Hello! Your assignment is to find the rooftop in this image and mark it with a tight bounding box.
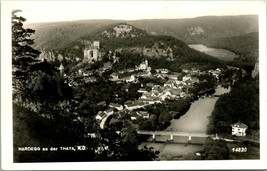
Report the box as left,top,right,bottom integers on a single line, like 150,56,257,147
231,121,248,129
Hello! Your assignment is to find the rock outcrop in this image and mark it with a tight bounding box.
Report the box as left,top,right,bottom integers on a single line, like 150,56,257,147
252,58,259,78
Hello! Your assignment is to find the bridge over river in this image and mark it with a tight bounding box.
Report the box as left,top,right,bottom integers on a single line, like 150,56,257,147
137,130,213,144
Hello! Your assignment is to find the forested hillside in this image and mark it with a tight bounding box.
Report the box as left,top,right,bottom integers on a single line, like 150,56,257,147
13,11,158,162
26,15,258,51
207,75,259,139
26,20,122,50
25,15,258,71
30,22,225,71
128,15,258,43
204,32,259,69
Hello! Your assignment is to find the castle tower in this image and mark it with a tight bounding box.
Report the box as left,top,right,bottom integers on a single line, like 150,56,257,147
92,49,98,61
145,59,148,68
84,41,100,62
84,49,93,62
93,41,100,49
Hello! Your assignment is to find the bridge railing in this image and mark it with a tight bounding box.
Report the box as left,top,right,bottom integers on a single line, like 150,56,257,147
137,130,210,137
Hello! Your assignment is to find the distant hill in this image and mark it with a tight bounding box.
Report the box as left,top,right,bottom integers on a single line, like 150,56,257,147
204,32,258,61
26,20,122,50
32,23,224,71
203,32,259,69
24,15,258,70
26,15,258,51
127,15,258,44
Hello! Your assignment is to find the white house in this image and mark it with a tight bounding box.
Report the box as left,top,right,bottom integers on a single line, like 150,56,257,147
160,91,172,101
59,64,64,73
124,75,135,83
136,111,150,119
182,75,192,82
231,121,248,136
138,88,148,93
95,111,107,120
137,60,149,70
110,73,119,81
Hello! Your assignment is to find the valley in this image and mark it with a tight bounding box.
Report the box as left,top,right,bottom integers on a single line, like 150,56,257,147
13,13,259,162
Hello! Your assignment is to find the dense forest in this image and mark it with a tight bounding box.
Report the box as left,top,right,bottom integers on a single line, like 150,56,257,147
38,22,226,74
25,15,258,71
204,32,259,70
127,15,258,44
26,15,258,50
207,74,259,139
12,10,157,162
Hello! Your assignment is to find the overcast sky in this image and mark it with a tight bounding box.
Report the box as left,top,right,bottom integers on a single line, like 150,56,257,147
4,1,266,23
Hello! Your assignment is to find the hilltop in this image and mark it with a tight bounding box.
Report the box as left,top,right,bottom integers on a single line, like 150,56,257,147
26,15,258,51
127,15,258,44
204,32,259,62
34,23,224,72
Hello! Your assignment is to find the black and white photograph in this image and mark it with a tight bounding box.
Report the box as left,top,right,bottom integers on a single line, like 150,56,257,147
1,0,267,170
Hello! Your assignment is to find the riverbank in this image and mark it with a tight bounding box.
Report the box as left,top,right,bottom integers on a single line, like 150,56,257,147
140,85,231,160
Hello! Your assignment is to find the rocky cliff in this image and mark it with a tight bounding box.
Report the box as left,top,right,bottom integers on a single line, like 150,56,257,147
252,58,259,78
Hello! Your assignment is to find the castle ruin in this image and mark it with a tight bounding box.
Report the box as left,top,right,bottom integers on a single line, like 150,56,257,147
84,41,100,62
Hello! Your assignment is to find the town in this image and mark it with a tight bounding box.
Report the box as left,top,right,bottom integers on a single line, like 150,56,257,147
58,40,235,132
11,10,260,162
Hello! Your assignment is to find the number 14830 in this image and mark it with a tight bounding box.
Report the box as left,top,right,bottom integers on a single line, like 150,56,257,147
232,147,247,152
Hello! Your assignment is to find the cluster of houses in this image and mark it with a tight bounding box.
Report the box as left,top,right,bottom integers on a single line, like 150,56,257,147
94,62,224,129
54,38,250,138
60,46,225,129
95,67,208,128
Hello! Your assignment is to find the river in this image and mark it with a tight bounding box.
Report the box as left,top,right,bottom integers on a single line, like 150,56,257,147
189,44,238,61
140,85,231,160
166,85,230,133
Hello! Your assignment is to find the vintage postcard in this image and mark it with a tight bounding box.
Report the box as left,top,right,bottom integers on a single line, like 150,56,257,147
1,0,267,170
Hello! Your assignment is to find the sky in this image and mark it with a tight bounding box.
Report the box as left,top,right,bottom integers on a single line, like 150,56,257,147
4,0,265,23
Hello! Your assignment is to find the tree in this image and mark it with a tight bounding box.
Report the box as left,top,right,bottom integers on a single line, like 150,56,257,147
12,10,41,100
201,138,230,160
12,10,40,70
12,10,41,65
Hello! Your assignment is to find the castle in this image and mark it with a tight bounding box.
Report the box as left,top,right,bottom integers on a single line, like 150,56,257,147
84,41,100,62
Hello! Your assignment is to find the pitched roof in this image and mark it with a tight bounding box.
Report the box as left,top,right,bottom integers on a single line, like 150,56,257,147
231,121,248,129
170,88,182,95
137,111,150,117
146,83,154,87
97,111,106,117
105,108,113,113
138,88,147,92
109,103,122,108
